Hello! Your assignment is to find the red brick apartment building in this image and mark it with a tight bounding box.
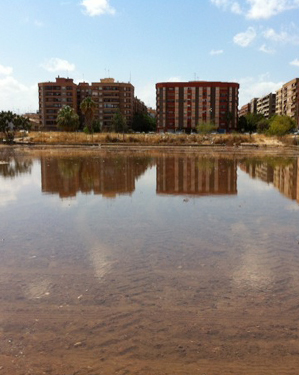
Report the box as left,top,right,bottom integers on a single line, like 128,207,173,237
156,81,239,133
39,77,138,131
38,77,77,130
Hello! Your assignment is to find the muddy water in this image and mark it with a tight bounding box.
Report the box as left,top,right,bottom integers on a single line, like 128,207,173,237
1,149,299,375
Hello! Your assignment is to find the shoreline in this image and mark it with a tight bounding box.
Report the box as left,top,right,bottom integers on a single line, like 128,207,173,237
2,142,299,158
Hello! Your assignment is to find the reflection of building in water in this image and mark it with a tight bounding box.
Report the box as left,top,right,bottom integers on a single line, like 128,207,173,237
41,156,152,198
273,163,298,201
240,158,299,203
157,156,237,196
239,162,274,184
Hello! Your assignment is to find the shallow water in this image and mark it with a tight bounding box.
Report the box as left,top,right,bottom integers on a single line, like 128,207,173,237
1,148,299,374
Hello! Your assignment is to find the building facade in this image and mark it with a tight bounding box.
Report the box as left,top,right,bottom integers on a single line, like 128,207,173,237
156,81,239,133
239,103,251,118
39,77,138,130
250,98,258,113
276,78,299,127
38,77,78,130
90,78,134,131
257,93,276,118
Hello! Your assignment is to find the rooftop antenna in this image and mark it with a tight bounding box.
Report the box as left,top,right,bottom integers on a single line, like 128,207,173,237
108,69,110,78
129,71,131,83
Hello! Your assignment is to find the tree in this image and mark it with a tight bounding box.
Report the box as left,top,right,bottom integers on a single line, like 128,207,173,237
112,109,127,133
80,97,96,133
256,117,270,134
237,115,247,133
0,111,31,143
131,112,156,133
57,105,79,132
196,121,218,134
244,113,265,134
92,119,102,133
267,115,296,136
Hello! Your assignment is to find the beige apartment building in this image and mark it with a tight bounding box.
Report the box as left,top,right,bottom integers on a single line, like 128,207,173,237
39,77,137,130
89,78,134,131
276,78,299,127
257,93,276,118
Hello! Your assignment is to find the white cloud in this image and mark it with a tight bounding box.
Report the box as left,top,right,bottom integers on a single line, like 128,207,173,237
40,58,75,72
0,76,38,113
167,76,183,82
211,0,299,19
263,27,299,44
135,81,156,108
0,64,13,76
34,20,44,27
210,0,243,13
290,58,299,66
233,27,256,47
231,1,242,13
81,0,115,16
238,75,284,107
210,49,224,55
246,0,299,19
259,44,276,54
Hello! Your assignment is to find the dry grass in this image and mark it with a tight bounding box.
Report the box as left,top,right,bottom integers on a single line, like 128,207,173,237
9,130,296,147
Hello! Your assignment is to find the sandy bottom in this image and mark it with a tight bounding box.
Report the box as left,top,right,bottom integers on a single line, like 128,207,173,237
0,243,299,375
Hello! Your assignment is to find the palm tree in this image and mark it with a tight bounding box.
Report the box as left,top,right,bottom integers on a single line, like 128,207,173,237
57,105,79,132
80,97,96,133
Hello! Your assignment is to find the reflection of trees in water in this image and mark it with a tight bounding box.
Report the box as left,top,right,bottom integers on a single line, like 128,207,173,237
239,156,294,169
196,157,216,173
0,151,33,178
58,159,80,179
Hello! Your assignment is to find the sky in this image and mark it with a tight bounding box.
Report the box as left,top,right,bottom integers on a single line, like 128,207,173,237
0,0,299,113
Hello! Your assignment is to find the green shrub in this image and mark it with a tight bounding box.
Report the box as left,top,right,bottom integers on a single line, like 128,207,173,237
267,115,296,136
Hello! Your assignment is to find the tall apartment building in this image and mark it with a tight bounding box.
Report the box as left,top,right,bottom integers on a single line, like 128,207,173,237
89,78,134,131
38,77,78,130
39,77,136,130
276,78,299,127
156,81,239,133
257,93,276,118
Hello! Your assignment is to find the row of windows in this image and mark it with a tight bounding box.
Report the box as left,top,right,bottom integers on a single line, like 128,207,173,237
46,98,73,107
46,104,61,108
43,86,73,90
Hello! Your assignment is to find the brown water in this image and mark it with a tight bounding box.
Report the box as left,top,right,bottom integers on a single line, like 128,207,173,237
1,148,299,375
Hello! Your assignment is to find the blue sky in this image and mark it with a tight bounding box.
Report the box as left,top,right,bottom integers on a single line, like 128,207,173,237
0,0,299,113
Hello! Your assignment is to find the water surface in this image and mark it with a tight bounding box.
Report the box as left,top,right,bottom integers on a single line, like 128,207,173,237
1,148,299,375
